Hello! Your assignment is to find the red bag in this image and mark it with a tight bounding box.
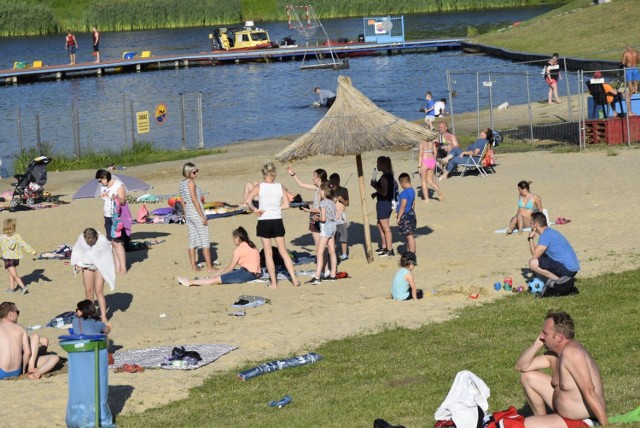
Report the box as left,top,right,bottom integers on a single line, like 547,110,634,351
136,204,149,223
483,148,495,168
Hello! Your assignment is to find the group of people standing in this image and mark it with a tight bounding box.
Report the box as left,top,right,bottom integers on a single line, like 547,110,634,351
65,26,100,65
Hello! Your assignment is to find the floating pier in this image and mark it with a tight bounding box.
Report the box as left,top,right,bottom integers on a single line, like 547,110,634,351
0,38,464,85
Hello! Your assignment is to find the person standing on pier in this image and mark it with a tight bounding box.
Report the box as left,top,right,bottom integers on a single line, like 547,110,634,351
92,26,100,63
65,30,78,65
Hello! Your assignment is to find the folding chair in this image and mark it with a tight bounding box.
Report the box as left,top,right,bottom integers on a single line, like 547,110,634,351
586,81,611,118
459,144,488,178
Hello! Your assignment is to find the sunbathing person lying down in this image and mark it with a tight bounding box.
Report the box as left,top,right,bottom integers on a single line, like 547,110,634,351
177,227,261,285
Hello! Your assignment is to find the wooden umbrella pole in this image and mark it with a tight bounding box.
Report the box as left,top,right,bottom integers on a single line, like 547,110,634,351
356,154,374,263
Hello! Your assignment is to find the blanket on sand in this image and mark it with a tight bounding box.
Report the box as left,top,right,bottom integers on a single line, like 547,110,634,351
111,343,237,370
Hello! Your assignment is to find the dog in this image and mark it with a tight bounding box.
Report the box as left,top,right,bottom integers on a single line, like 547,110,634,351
497,101,509,111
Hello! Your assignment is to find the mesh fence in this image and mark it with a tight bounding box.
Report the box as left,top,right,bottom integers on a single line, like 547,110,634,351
1,91,205,168
447,54,640,151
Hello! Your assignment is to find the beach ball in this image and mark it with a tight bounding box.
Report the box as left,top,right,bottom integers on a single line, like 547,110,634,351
529,278,545,294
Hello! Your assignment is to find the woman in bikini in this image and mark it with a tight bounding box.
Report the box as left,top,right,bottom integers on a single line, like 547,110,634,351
418,138,443,202
506,180,543,235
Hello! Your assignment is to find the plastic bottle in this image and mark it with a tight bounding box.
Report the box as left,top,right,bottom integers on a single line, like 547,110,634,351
26,324,42,332
269,395,292,408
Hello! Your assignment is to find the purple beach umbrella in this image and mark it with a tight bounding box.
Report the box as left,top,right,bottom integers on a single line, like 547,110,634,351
72,174,153,199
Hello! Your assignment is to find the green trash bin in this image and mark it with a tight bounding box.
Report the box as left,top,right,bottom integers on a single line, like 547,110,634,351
59,334,114,428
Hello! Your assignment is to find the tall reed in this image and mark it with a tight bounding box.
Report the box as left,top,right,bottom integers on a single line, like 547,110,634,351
82,0,242,32
0,0,57,36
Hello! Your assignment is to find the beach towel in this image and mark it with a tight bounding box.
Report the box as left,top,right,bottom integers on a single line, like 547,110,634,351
205,207,249,219
494,222,556,234
237,352,322,381
111,343,237,370
233,295,271,308
70,232,116,291
39,244,72,260
610,405,640,424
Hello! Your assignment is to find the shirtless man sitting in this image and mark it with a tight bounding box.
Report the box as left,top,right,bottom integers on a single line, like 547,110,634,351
0,302,59,380
515,311,608,427
433,121,459,167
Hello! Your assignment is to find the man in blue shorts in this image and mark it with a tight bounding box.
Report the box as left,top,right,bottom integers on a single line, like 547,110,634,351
527,212,580,292
0,302,59,380
621,45,639,115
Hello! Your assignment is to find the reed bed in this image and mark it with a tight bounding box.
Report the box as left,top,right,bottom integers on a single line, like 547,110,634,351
0,0,562,35
81,0,242,31
0,0,57,36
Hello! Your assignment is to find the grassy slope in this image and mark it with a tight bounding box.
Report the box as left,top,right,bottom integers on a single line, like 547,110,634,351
473,0,640,61
119,270,640,427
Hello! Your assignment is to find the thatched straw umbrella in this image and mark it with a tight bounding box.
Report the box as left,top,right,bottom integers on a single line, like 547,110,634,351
276,75,437,263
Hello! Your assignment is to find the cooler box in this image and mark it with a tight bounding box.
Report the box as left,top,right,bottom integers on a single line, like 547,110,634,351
122,52,136,60
59,334,114,428
588,93,640,119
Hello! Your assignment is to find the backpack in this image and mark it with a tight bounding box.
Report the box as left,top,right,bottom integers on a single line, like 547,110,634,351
491,130,502,147
136,204,149,223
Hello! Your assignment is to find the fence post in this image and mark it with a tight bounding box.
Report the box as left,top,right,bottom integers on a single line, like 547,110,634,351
180,93,187,150
476,72,480,136
525,73,534,147
447,71,455,133
562,57,573,122
129,101,135,146
576,70,583,150
488,72,494,131
17,107,23,153
73,101,81,157
122,94,128,147
35,114,42,154
197,92,204,149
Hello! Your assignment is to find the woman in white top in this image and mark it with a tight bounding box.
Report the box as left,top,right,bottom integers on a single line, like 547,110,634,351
95,169,129,275
245,163,299,289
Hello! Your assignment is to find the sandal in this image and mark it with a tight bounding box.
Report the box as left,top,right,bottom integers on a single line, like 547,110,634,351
555,217,571,225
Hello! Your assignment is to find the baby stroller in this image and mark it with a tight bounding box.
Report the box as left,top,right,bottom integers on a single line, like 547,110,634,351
10,155,52,208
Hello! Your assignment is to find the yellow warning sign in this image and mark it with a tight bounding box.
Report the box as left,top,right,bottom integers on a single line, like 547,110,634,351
136,111,150,134
155,103,167,125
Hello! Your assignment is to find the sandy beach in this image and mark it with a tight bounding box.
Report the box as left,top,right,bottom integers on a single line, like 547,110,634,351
0,134,638,427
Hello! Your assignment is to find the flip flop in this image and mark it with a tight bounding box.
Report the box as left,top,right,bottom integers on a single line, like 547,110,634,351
555,217,571,225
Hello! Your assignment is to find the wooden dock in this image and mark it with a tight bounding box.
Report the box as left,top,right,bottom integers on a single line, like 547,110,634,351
0,38,464,85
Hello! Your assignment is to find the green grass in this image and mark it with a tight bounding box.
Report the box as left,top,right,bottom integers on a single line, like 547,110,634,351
0,0,567,35
119,269,640,427
473,0,640,61
12,141,226,174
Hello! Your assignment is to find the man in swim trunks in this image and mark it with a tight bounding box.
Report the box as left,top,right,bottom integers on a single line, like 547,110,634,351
65,30,78,65
621,45,639,115
0,302,59,380
434,121,459,168
515,311,608,427
92,26,100,63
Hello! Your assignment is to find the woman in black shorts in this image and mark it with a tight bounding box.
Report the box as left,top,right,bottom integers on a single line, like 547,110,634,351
245,163,299,289
371,156,395,257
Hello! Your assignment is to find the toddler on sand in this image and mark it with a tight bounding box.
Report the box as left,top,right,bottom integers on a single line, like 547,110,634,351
1,218,36,294
390,252,422,301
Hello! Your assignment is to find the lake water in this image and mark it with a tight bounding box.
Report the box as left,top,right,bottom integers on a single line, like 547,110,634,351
0,5,559,173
